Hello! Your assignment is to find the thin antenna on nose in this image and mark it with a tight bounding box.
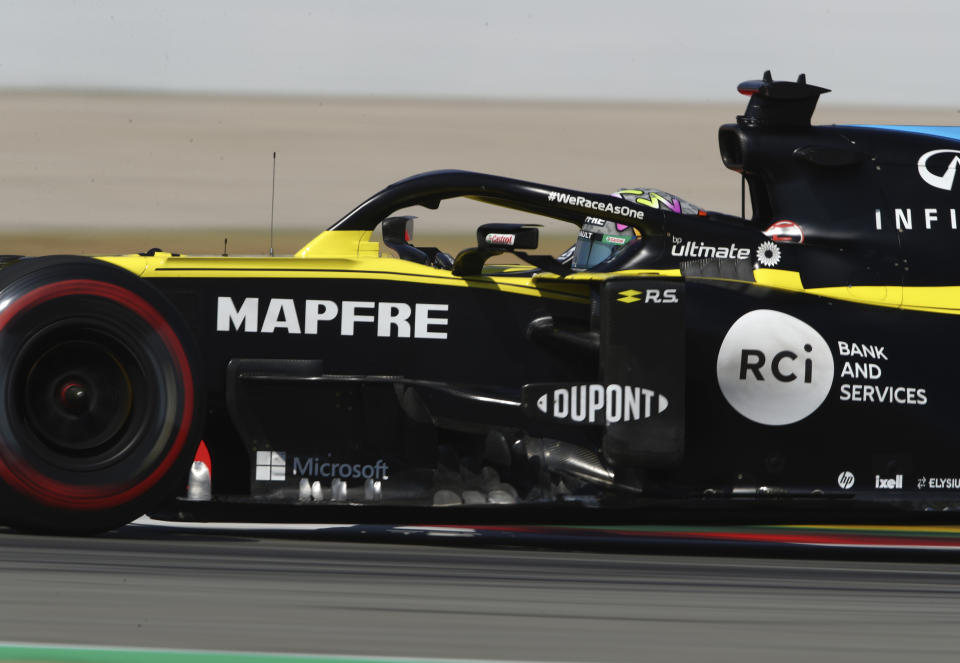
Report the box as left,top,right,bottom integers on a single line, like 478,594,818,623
269,151,277,257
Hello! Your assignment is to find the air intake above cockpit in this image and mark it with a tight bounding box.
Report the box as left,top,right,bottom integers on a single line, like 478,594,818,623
736,70,830,129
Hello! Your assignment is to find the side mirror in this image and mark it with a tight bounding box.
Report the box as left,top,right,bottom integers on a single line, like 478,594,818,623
478,223,539,251
382,216,415,245
453,223,540,276
382,215,432,265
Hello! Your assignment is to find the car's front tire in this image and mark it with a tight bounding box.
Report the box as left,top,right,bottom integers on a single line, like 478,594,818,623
0,256,203,534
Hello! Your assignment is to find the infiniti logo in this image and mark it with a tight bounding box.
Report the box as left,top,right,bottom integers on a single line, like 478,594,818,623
918,149,960,191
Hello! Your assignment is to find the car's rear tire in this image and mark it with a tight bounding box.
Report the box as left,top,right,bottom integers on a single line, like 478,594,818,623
0,256,203,534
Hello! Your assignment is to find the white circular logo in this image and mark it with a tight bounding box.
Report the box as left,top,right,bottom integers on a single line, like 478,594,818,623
716,309,834,425
837,471,855,490
756,241,782,267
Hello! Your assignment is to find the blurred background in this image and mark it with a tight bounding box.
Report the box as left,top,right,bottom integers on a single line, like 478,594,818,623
0,0,956,255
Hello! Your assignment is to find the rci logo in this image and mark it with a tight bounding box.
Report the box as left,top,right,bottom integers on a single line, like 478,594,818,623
716,310,834,425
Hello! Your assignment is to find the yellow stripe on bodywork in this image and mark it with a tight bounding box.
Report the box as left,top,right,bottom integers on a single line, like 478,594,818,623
753,268,804,291
99,242,960,315
898,287,960,313
806,285,902,308
295,230,379,259
756,270,960,314
103,252,593,304
554,268,683,281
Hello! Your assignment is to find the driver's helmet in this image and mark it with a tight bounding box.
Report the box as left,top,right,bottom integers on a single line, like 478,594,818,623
571,188,705,270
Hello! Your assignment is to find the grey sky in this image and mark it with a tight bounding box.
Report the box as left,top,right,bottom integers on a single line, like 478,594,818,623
0,0,957,105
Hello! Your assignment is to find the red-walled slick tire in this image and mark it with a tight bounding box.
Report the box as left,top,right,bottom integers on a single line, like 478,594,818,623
0,256,204,534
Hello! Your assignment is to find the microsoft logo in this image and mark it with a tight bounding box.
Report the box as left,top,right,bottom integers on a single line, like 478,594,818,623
255,451,287,481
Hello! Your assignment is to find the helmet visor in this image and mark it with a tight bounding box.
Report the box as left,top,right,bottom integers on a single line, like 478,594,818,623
572,228,635,270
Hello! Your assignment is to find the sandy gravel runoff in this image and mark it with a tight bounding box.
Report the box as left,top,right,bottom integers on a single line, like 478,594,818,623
0,92,955,255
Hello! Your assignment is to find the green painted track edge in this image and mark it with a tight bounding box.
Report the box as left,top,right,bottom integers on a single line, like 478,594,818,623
0,643,513,663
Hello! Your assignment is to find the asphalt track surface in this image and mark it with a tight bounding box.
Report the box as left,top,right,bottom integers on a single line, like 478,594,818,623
4,522,960,662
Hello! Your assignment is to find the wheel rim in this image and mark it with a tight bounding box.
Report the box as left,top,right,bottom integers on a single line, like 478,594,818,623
12,323,150,471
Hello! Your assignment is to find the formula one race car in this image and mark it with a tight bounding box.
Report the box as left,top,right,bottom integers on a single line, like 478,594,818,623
2,71,959,534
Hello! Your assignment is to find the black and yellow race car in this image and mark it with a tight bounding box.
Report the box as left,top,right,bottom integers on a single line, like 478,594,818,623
2,71,959,534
